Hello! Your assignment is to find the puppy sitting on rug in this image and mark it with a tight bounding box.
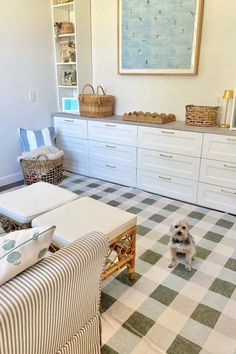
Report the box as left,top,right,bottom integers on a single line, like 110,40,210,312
169,220,196,272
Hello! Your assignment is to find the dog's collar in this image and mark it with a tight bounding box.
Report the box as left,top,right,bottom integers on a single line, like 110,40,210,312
172,239,184,244
172,238,190,245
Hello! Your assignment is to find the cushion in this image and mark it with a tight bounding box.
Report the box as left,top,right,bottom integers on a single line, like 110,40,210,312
0,182,78,224
19,127,56,152
32,197,137,246
0,226,55,286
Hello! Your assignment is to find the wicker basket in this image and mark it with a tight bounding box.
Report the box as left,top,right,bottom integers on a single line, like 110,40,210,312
20,155,64,185
79,84,114,118
185,105,219,127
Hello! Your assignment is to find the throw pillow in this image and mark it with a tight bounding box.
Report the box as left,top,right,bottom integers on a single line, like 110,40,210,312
0,226,55,286
19,127,56,152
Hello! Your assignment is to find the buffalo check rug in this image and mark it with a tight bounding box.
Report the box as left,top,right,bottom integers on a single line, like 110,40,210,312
62,172,235,353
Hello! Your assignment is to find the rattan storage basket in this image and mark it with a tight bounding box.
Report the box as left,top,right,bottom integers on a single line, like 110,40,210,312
20,155,64,185
79,84,114,118
185,105,219,127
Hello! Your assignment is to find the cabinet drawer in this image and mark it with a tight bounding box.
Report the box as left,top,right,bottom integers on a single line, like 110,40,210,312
200,159,236,189
89,159,136,187
57,137,88,159
138,126,203,157
88,121,137,146
202,134,236,163
197,183,236,214
89,141,136,166
54,117,87,139
64,157,89,176
137,169,198,203
138,148,200,181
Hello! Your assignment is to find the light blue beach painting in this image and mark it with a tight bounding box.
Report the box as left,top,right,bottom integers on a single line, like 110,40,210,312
121,0,197,70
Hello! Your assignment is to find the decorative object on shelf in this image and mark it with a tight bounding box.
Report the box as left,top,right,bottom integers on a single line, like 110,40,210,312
61,69,77,86
230,92,236,130
54,22,74,36
185,105,219,127
62,97,79,112
79,84,114,118
118,0,204,75
60,40,76,62
220,89,234,128
123,111,176,124
57,0,71,4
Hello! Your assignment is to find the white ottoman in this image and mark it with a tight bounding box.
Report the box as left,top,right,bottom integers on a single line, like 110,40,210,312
32,197,137,280
0,182,78,230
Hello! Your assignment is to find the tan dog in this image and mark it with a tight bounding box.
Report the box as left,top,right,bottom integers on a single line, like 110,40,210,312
169,220,196,272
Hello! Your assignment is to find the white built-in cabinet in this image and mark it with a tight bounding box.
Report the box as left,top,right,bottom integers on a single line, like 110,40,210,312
51,0,92,111
54,116,236,214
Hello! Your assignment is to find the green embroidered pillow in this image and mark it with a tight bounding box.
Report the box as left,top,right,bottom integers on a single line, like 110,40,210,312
0,226,55,286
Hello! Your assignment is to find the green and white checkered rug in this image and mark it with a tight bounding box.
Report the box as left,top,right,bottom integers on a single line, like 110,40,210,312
61,172,236,354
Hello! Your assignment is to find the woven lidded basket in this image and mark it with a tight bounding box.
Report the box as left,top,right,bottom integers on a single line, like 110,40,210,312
20,155,64,185
79,84,114,118
185,105,219,127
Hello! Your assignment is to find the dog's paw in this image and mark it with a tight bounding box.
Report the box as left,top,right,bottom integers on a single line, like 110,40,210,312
168,262,176,268
185,265,192,272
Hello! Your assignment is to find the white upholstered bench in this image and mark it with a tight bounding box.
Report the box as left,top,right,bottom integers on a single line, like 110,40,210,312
0,182,78,231
32,197,137,280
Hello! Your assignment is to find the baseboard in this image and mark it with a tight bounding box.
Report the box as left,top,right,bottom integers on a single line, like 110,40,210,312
0,172,23,188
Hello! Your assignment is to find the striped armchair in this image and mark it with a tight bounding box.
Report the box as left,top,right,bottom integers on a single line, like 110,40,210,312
0,232,108,354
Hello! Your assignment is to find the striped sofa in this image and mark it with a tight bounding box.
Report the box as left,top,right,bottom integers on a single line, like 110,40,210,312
0,232,108,354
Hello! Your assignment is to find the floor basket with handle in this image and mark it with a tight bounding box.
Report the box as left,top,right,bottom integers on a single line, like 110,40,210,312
79,84,114,118
20,155,64,185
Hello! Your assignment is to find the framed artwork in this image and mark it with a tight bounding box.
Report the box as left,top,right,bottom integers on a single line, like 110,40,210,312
62,97,79,112
61,70,77,86
118,0,204,75
230,95,236,130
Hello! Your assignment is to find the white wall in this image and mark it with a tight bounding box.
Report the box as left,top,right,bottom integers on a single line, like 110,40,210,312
91,0,236,118
0,0,57,186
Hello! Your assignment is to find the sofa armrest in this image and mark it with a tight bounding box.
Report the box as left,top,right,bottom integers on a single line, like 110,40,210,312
0,231,108,354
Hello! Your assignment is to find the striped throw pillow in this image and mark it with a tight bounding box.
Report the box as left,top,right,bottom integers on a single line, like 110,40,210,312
19,127,56,152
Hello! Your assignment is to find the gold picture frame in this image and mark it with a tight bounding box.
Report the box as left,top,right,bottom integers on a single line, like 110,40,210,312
118,0,204,76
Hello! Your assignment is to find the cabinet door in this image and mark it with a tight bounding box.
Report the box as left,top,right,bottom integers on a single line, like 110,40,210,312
88,121,137,146
137,169,198,204
64,157,89,176
197,182,236,214
54,117,88,140
89,159,136,187
138,126,203,157
89,141,136,166
138,148,200,181
57,137,89,160
200,159,236,189
202,134,236,163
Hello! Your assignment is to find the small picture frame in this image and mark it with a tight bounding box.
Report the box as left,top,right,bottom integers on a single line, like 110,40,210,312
61,70,77,86
62,97,79,112
230,94,236,130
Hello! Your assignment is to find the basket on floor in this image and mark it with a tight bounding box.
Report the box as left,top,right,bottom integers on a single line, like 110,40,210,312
185,105,219,127
20,155,64,185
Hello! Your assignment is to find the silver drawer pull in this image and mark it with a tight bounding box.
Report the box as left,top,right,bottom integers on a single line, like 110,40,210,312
159,175,172,181
161,130,175,134
227,137,236,142
221,189,236,195
106,164,116,169
160,153,173,158
105,144,116,149
224,164,236,169
105,124,116,128
64,119,74,123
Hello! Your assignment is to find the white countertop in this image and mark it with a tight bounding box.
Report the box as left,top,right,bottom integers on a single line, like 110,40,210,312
52,113,236,136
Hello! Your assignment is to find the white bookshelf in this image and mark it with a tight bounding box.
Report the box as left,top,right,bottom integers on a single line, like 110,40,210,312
51,0,92,111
